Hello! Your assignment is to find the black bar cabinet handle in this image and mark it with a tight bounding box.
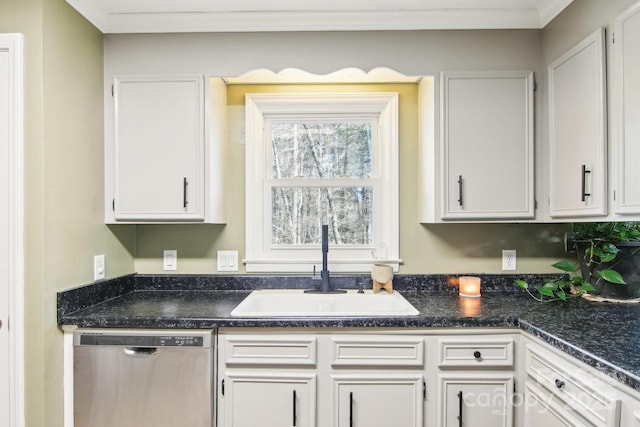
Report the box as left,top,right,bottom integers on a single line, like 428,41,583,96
349,391,354,427
293,389,297,426
457,391,463,427
183,177,189,208
457,175,463,207
581,165,591,202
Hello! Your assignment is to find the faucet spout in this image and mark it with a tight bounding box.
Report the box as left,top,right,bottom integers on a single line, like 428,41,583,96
321,224,330,292
306,224,346,294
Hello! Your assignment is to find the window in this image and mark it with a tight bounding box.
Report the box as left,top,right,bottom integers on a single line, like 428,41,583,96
245,92,399,273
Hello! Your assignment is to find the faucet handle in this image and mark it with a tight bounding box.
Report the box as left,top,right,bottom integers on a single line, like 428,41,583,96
358,282,365,293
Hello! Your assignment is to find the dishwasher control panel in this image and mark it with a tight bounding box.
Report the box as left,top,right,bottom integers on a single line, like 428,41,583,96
74,329,212,348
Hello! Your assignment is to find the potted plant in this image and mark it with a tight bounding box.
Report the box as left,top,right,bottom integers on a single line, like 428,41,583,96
517,222,640,302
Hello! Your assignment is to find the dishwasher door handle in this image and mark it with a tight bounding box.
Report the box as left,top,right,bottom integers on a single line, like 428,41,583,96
123,347,159,357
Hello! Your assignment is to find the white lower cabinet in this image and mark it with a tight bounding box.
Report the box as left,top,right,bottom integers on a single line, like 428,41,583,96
435,333,517,427
216,329,640,427
522,335,621,427
218,330,426,427
221,372,316,427
438,374,514,427
332,374,424,427
218,333,318,427
523,382,587,427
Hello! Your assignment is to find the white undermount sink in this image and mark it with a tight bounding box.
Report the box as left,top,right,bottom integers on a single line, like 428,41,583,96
230,289,420,317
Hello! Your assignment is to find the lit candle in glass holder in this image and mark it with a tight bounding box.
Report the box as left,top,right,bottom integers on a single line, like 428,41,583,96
459,276,481,297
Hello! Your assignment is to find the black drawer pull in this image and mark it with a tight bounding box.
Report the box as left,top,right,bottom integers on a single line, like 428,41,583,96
349,391,354,427
183,177,189,208
555,378,565,389
473,350,482,360
457,391,463,427
293,389,297,426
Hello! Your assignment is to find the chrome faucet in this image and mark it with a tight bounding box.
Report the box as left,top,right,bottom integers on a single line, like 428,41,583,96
306,224,346,294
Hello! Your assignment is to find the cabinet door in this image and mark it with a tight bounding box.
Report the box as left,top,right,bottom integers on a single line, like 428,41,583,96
438,374,514,427
613,2,640,215
548,29,607,218
113,76,204,221
332,373,424,427
440,71,534,220
524,382,591,427
220,372,316,427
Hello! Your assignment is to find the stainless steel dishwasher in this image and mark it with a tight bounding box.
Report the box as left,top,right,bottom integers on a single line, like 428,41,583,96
73,329,214,427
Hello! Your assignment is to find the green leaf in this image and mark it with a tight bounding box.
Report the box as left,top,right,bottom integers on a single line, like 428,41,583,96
569,276,585,285
556,290,567,301
598,252,617,263
580,283,596,292
551,260,578,273
515,280,529,289
598,269,627,285
537,287,555,297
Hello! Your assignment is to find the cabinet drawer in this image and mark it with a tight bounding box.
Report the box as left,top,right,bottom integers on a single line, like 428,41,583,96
525,343,620,427
331,336,424,368
223,335,317,367
437,336,515,368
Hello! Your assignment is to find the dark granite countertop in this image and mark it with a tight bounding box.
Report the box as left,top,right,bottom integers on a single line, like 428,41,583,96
57,273,640,393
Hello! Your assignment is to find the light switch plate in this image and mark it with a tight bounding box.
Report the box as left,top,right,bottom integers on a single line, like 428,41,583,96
94,255,105,280
164,250,177,271
217,251,239,272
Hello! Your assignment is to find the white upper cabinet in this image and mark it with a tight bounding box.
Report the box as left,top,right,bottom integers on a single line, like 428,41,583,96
438,71,535,221
548,29,608,219
106,75,226,223
613,1,640,216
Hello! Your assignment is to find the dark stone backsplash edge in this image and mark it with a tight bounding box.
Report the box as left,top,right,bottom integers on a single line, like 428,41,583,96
57,272,557,320
134,273,556,292
56,273,136,322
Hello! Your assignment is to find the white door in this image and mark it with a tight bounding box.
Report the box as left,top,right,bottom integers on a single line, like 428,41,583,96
0,33,24,427
332,374,424,427
438,374,514,427
548,29,607,218
440,71,535,220
220,372,317,427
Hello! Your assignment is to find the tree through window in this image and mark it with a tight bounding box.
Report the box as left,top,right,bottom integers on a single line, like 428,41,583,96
270,120,374,246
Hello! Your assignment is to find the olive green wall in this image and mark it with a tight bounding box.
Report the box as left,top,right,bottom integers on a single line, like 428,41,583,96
1,1,135,427
135,82,569,274
102,28,570,275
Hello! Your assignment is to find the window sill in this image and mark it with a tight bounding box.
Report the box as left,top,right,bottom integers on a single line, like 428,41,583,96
243,258,402,274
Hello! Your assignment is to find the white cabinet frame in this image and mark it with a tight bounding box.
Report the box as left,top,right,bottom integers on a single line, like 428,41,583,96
439,71,535,221
548,29,608,219
613,1,640,216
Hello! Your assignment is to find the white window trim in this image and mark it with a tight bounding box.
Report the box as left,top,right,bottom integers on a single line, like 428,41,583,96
244,92,400,273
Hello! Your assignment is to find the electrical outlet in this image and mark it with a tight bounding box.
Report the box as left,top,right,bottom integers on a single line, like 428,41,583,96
217,251,239,272
164,250,177,271
94,255,105,280
502,249,517,271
